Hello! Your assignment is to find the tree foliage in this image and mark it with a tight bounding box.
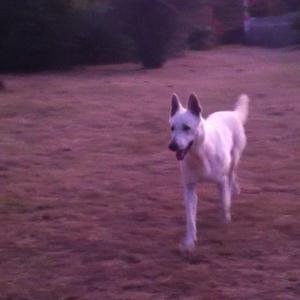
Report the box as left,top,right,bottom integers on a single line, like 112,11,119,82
291,12,300,44
0,0,132,72
0,0,75,71
113,0,184,68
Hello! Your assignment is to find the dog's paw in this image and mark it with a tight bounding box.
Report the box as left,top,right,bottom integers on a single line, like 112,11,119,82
221,213,231,224
180,238,196,252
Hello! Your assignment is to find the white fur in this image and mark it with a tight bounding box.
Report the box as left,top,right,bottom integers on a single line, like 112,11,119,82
169,93,250,251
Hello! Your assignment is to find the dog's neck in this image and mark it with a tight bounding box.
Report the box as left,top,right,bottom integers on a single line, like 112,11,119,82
188,118,206,159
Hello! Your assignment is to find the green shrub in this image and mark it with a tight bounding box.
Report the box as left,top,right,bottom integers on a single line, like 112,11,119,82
187,27,217,50
113,0,182,68
74,4,135,65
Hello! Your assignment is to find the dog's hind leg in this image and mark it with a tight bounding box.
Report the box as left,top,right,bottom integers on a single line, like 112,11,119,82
218,177,232,223
229,161,240,197
230,127,246,196
229,147,242,197
230,170,240,196
181,183,198,251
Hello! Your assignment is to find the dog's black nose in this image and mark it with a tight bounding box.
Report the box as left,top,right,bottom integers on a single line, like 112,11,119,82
168,142,178,152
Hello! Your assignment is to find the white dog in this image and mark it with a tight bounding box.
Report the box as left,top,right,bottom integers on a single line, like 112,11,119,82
168,93,249,251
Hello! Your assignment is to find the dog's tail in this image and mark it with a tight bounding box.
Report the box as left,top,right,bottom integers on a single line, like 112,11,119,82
235,94,250,124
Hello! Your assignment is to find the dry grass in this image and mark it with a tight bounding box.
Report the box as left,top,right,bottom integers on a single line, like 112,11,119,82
0,46,299,300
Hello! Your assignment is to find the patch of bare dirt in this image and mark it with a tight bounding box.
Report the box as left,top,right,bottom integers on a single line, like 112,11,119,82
0,47,299,300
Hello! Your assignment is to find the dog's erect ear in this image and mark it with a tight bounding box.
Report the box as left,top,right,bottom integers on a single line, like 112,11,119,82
188,93,202,117
170,93,181,117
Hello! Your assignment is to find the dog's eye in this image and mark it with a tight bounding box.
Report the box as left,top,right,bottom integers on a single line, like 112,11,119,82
171,126,175,131
182,124,191,131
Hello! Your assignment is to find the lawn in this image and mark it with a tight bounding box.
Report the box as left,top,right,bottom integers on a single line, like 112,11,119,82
0,46,299,300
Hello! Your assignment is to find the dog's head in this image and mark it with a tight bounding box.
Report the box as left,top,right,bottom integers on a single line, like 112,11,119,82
168,93,203,161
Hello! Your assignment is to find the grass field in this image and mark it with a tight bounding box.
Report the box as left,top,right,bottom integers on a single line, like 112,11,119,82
0,46,299,300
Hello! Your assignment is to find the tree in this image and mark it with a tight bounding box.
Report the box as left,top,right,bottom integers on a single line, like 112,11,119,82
0,0,75,72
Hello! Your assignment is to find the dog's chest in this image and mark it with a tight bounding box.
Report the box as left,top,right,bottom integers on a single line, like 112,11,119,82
182,151,225,183
181,154,207,182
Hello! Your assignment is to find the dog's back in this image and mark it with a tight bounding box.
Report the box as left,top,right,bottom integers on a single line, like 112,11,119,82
205,94,249,150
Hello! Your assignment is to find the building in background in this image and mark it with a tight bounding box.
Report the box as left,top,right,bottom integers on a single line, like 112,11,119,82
244,0,300,47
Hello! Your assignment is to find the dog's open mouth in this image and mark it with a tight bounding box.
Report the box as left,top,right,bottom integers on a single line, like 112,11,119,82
176,141,193,161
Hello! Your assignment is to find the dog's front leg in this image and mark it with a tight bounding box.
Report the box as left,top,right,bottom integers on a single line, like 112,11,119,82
218,177,232,223
182,183,198,251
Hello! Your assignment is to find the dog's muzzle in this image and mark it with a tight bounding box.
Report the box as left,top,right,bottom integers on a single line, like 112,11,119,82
168,141,193,161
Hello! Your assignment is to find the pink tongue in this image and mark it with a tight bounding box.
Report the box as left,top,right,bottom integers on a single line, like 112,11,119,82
176,151,184,160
